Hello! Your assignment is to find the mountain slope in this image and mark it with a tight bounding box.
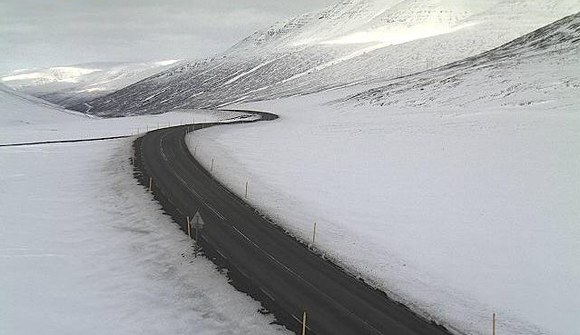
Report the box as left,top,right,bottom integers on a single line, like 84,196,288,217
0,83,83,126
84,0,580,117
341,11,580,110
1,60,182,110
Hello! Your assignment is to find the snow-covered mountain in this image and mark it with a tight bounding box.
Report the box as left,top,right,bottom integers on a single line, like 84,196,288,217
341,11,580,111
83,0,580,117
1,60,182,109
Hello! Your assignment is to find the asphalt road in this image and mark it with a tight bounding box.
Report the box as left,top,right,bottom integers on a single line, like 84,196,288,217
134,111,452,335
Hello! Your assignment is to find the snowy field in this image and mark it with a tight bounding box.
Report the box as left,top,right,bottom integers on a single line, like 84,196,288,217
189,97,579,335
186,16,580,335
0,90,288,335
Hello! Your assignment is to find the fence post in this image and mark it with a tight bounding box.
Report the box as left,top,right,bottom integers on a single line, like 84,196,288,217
195,223,199,257
312,222,317,246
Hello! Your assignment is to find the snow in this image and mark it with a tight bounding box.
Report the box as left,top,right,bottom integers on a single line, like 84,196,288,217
0,88,289,335
0,83,84,127
185,13,580,335
0,60,185,109
81,0,580,117
155,59,182,66
1,67,100,83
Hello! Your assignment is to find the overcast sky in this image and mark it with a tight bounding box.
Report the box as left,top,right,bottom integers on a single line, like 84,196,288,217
0,0,337,73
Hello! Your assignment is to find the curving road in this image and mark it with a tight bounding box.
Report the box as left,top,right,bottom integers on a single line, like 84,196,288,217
134,111,452,335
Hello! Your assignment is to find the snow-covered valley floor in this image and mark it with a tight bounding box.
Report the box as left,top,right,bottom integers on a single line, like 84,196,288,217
0,107,289,334
188,99,579,335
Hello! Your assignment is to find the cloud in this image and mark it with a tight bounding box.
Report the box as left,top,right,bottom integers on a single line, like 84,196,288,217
0,0,336,73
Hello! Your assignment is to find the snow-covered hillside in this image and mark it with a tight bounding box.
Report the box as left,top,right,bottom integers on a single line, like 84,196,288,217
342,11,580,110
0,83,84,126
84,0,580,116
1,60,182,110
186,13,580,335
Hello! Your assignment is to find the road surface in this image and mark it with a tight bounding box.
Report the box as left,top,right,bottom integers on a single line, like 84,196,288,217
134,111,452,335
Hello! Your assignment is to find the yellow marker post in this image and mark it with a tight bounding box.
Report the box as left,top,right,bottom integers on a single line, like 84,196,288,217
302,310,307,335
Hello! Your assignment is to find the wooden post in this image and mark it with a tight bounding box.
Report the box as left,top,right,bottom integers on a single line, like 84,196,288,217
187,216,191,238
245,180,248,199
493,313,496,335
149,177,153,192
312,222,317,246
194,223,199,258
302,310,307,335
211,158,214,172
